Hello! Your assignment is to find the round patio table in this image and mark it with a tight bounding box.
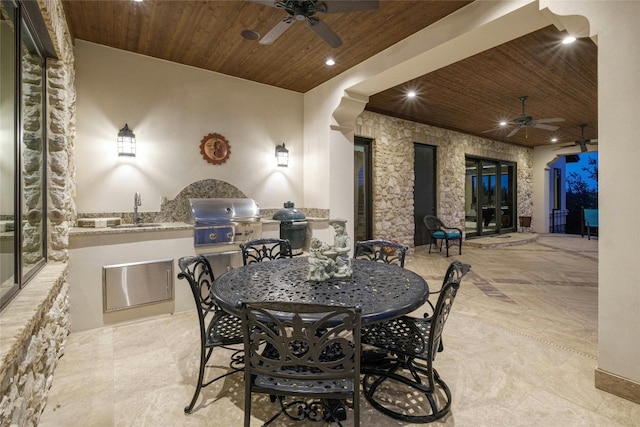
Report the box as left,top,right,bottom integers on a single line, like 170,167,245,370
212,257,429,325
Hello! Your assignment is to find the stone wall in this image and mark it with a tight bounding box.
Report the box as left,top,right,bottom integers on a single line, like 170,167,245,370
22,53,45,266
0,1,75,425
356,111,533,249
0,264,68,426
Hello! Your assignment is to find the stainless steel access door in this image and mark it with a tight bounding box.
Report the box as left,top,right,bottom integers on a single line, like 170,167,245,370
103,259,173,312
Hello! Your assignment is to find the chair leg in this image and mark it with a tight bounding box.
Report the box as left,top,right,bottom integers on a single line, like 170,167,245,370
185,347,243,414
244,367,251,427
362,357,452,423
185,346,213,414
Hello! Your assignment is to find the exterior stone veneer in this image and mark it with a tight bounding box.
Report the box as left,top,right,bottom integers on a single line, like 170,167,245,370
0,264,68,426
356,111,533,249
0,1,75,425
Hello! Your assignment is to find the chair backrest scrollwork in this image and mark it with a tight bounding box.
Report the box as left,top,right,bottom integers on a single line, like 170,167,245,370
240,238,293,265
354,239,408,267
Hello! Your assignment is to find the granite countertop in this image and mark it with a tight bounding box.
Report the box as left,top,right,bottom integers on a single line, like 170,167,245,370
69,217,330,236
262,217,329,224
69,222,193,237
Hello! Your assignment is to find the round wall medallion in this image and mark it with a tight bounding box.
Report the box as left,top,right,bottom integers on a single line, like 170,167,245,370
200,133,231,165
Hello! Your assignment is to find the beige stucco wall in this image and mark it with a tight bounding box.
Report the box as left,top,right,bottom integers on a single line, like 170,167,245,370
73,41,305,214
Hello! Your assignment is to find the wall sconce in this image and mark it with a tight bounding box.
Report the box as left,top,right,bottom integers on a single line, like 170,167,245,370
275,143,289,167
117,123,136,157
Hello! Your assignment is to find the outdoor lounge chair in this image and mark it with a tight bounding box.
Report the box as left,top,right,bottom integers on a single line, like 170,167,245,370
424,215,462,257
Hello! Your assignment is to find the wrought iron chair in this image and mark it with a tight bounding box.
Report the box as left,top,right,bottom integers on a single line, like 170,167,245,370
360,261,471,423
353,239,408,267
239,301,362,427
240,237,293,265
423,215,463,257
582,208,599,240
177,255,244,414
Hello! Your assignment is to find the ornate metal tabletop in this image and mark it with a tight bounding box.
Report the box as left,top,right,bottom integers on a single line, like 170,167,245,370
212,257,429,324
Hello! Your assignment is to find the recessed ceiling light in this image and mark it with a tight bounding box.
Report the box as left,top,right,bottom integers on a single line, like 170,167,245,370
551,137,558,143
499,120,508,126
407,91,416,98
325,58,335,66
562,35,576,44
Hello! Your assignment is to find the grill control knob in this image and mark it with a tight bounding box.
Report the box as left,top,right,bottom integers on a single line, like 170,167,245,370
209,232,217,241
226,231,234,240
244,229,254,236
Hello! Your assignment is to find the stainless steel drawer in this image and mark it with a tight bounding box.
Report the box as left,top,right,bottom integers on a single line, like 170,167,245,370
103,259,173,312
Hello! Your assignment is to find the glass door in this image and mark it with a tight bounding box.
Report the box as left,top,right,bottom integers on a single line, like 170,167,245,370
465,157,516,237
481,161,498,234
499,163,515,230
464,160,479,236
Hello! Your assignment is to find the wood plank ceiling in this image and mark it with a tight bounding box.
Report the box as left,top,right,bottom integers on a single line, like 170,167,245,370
61,0,597,149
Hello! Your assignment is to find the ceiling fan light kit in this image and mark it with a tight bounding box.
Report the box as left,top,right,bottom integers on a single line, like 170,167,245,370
253,0,379,47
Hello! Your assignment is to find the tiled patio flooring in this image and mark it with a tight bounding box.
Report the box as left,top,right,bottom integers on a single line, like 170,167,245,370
39,234,640,426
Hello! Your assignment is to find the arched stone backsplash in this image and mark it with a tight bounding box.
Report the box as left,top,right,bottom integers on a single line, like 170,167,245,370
158,179,247,222
77,179,248,224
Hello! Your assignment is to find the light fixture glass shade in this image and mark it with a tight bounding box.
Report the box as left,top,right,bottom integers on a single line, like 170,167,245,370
117,123,136,157
275,143,289,167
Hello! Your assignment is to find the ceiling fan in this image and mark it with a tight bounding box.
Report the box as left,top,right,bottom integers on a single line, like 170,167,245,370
554,124,598,152
503,95,565,138
252,1,379,48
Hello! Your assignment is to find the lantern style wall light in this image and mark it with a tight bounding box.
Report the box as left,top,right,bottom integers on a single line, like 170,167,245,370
117,123,136,157
275,143,289,167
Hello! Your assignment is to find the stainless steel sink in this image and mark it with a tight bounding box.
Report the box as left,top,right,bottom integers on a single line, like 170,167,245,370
111,223,163,229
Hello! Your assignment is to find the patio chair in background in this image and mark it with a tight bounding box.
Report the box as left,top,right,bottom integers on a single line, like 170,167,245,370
239,301,362,427
177,255,244,414
582,208,599,240
423,215,462,257
360,261,471,423
354,239,408,267
240,237,293,265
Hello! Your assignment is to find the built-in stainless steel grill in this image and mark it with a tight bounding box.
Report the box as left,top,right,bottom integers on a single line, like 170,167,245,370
187,198,262,248
187,198,262,276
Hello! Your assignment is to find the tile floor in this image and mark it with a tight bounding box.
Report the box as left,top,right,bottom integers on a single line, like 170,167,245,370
39,234,640,426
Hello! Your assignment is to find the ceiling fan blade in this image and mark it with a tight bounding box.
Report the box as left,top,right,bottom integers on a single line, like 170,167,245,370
587,139,598,144
507,127,521,138
321,0,380,13
308,18,342,48
534,123,560,131
535,117,565,124
259,19,295,45
250,0,279,7
554,144,575,150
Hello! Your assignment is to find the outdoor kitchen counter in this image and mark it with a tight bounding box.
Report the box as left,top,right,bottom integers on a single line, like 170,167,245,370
261,216,329,224
69,221,193,237
69,218,328,235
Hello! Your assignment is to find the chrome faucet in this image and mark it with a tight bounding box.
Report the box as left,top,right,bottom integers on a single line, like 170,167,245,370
133,192,142,224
